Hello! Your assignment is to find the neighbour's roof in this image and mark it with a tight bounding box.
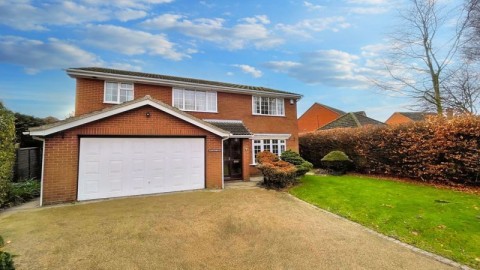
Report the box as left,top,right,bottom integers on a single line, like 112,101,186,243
67,67,302,97
28,96,230,137
315,102,346,115
397,112,436,121
318,112,385,130
204,120,252,137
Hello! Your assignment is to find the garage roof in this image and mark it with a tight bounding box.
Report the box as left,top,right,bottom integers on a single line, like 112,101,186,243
27,96,231,137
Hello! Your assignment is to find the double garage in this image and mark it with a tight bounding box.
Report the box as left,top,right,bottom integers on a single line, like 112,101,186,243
28,97,228,205
78,137,205,201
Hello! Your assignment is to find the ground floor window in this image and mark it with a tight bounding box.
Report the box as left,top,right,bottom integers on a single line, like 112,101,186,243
252,139,286,163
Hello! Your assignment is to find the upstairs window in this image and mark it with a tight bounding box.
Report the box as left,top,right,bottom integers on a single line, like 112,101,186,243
252,96,284,116
104,82,134,104
173,88,217,112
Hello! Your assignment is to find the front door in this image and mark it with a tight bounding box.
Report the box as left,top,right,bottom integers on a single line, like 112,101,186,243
223,138,243,180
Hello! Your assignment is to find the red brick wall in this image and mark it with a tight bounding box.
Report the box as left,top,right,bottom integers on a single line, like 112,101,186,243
385,113,413,125
74,78,299,164
298,104,343,133
43,106,223,205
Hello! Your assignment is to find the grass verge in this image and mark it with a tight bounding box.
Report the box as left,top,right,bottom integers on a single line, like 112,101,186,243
290,175,480,269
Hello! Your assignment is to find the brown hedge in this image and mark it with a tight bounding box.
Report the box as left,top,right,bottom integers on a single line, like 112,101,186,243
299,116,480,186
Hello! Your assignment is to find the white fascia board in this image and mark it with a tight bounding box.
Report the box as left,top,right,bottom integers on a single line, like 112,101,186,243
28,99,230,137
66,69,302,99
251,133,292,140
228,135,254,138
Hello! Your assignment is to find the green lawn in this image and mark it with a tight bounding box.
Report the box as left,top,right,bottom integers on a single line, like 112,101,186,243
290,175,480,269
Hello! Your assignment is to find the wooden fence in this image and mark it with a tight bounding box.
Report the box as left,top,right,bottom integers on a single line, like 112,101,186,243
14,147,42,182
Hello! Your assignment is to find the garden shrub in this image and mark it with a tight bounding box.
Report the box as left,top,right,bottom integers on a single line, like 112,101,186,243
256,151,279,164
256,151,297,189
0,235,15,270
0,102,16,207
7,180,40,206
320,151,353,175
299,115,480,186
281,150,313,177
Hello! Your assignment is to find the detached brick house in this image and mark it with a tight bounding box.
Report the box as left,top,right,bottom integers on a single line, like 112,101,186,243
385,112,436,125
298,103,345,133
27,67,302,205
318,111,385,130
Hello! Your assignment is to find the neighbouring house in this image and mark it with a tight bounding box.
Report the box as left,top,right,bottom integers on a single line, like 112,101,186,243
26,67,302,205
385,112,436,125
318,111,385,130
298,103,346,133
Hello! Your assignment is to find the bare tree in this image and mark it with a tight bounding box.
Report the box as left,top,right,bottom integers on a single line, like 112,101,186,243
380,0,472,115
464,0,480,60
442,63,480,114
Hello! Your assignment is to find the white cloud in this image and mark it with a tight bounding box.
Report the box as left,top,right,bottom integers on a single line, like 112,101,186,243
346,0,388,4
233,64,263,78
0,36,103,74
0,1,107,30
141,14,283,50
263,61,301,72
265,49,382,88
348,6,389,14
83,24,188,60
80,0,174,8
241,15,270,24
303,1,324,11
116,9,148,22
276,17,351,38
345,0,391,14
0,0,172,30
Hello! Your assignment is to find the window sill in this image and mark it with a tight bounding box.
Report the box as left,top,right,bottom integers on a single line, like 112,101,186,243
177,109,218,113
252,113,286,117
104,101,122,104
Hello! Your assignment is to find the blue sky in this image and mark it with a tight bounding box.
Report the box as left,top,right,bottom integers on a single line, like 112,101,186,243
0,0,415,121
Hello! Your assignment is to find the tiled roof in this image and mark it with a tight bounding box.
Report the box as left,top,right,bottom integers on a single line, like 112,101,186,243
315,102,346,115
67,67,301,97
29,96,229,136
318,112,385,130
204,120,252,136
398,112,436,121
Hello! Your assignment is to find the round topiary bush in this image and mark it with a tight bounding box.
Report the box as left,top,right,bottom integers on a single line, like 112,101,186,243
321,150,353,175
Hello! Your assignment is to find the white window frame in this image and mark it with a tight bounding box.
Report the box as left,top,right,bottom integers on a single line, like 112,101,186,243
172,88,218,113
104,81,134,104
252,96,285,116
251,139,287,165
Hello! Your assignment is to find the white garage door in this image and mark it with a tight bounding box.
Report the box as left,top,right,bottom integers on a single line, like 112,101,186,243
78,137,205,201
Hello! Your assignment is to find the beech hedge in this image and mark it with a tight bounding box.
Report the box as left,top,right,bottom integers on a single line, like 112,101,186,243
300,116,480,186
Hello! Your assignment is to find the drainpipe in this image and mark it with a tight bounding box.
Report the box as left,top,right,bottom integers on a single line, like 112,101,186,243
31,135,45,207
221,136,230,189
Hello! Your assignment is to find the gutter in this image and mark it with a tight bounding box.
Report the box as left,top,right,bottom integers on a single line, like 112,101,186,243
221,136,229,190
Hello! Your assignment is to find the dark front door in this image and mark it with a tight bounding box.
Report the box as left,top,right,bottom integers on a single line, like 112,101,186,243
223,138,243,180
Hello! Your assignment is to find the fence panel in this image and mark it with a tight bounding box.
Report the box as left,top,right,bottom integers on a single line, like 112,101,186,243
14,147,42,182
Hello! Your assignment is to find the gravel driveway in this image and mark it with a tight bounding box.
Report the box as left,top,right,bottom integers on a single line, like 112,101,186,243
0,188,457,269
